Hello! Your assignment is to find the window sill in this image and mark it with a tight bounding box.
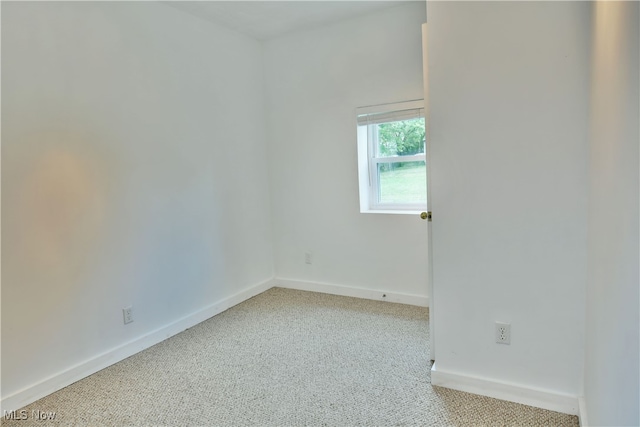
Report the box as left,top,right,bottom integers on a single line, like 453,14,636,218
360,209,424,215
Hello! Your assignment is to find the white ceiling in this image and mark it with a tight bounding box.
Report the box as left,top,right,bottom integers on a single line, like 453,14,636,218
164,1,416,41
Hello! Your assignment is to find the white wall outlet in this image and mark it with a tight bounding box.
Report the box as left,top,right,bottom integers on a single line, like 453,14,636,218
495,322,511,344
305,252,312,265
123,307,134,324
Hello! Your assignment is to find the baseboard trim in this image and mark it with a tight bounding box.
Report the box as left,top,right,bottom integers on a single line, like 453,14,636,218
1,278,276,413
578,396,588,426
274,278,428,307
430,363,579,416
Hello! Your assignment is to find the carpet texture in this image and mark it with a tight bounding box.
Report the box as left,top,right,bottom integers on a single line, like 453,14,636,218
2,288,579,426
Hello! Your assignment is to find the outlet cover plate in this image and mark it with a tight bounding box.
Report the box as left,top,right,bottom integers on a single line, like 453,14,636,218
123,307,133,324
495,322,511,344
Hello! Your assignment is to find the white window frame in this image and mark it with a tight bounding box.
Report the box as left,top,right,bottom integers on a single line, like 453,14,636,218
356,99,427,214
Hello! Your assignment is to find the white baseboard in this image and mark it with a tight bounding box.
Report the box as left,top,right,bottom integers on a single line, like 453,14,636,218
1,278,275,413
274,278,428,307
578,396,588,426
430,363,579,416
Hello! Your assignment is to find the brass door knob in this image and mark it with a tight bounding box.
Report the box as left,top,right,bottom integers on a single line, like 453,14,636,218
420,212,432,221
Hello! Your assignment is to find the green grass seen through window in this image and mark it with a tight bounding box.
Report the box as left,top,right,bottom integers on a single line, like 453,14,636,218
379,162,426,204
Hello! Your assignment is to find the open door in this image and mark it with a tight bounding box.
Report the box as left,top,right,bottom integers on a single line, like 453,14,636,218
421,23,435,362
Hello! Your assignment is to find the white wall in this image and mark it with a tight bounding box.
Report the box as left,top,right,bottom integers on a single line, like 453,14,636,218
585,2,639,425
2,2,274,404
428,0,590,400
264,3,429,300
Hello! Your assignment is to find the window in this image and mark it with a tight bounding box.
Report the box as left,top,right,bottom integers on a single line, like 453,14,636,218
356,100,427,213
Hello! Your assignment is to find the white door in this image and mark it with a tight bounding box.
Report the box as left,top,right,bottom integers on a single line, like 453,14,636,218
421,23,435,362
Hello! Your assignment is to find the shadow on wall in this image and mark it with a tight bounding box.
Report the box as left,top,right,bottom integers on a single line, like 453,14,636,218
3,130,111,322
2,127,230,324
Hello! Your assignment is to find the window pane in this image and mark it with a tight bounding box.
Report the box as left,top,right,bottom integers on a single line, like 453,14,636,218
377,161,427,204
376,118,425,157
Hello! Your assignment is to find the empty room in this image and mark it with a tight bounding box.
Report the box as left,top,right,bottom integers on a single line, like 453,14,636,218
1,1,638,426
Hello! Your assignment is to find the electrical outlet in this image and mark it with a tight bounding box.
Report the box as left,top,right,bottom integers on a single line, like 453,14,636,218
123,307,134,325
305,252,312,265
495,322,510,344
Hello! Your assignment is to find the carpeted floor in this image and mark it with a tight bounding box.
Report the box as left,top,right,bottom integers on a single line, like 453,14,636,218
2,287,579,426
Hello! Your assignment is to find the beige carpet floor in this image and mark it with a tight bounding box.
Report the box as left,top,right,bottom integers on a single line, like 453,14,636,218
2,287,579,426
